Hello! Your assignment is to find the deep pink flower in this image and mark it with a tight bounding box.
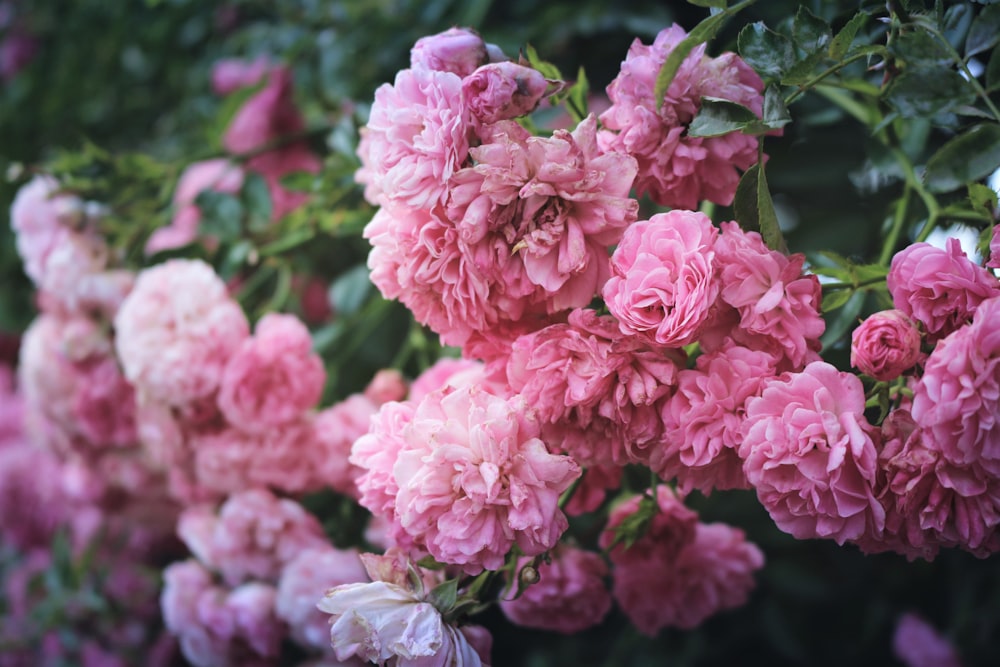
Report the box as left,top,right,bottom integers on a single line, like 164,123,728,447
911,296,1000,476
146,159,245,255
462,62,549,124
217,313,325,433
603,210,718,348
711,221,824,369
114,259,250,408
858,409,1000,560
887,239,999,342
892,613,963,667
653,344,775,495
357,67,472,210
211,56,271,96
312,394,378,499
276,546,367,651
851,309,923,381
0,441,67,550
410,27,490,77
598,24,766,209
499,546,611,634
600,488,763,635
740,361,885,543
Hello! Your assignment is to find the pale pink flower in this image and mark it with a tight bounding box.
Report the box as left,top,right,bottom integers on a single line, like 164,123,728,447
893,613,963,667
408,358,496,403
192,417,325,496
851,309,923,381
911,296,1000,476
19,313,136,454
740,361,885,543
276,546,367,651
218,313,325,433
177,488,328,587
462,62,549,124
146,159,245,255
653,344,775,495
364,368,408,405
598,24,766,209
710,221,824,369
312,394,379,499
114,259,250,408
887,239,999,342
161,560,285,667
603,210,719,348
499,546,611,634
357,67,472,209
317,580,489,667
448,115,638,313
411,27,489,77
354,386,579,573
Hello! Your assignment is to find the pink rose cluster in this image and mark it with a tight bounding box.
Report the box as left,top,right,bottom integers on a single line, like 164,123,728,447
597,24,769,210
163,488,368,666
599,487,764,636
351,379,580,574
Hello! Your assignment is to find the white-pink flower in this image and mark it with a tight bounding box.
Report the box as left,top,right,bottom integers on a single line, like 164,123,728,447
598,24,766,209
114,259,249,408
603,209,718,348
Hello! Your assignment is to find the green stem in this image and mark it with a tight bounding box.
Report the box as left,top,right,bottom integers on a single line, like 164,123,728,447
918,23,1000,123
879,185,910,266
785,51,876,105
820,274,889,292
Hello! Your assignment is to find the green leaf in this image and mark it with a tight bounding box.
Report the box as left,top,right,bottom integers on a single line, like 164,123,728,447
522,44,562,81
924,124,1000,192
654,0,756,110
610,493,660,550
734,163,785,251
429,579,459,614
195,190,243,240
966,4,1000,57
792,6,831,53
828,12,868,60
242,172,272,231
280,171,316,193
566,66,590,123
821,290,865,352
987,45,1000,91
688,97,760,137
822,288,854,312
329,264,373,316
889,29,953,67
943,2,976,49
780,50,826,86
969,182,999,217
885,68,977,117
763,84,792,130
738,22,796,79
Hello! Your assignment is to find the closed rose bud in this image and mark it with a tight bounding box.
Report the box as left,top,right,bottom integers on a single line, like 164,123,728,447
462,62,549,124
850,309,922,381
410,27,488,77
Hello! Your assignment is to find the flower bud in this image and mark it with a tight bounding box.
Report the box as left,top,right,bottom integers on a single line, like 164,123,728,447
850,309,922,381
462,62,549,124
410,27,488,77
519,565,540,586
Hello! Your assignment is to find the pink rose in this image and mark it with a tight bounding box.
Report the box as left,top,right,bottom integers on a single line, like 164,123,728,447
211,56,270,95
850,309,923,380
989,225,1000,270
740,361,885,544
887,239,999,342
603,210,719,348
217,313,325,433
893,613,963,667
499,546,611,634
410,27,490,77
462,62,549,124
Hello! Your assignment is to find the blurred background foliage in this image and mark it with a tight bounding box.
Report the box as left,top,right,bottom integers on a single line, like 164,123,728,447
3,0,1000,664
